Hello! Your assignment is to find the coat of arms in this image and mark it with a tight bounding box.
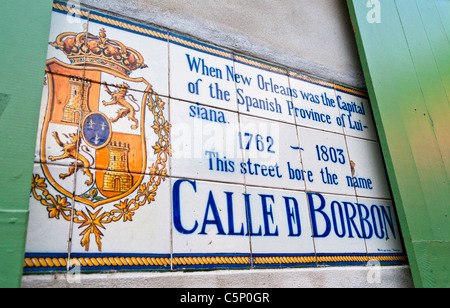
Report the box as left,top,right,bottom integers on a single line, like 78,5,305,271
31,28,171,252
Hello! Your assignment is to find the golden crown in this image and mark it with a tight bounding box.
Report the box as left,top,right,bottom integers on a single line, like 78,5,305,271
50,28,148,76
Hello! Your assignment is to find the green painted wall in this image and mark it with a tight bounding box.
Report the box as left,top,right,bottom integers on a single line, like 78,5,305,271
347,0,450,288
0,0,53,288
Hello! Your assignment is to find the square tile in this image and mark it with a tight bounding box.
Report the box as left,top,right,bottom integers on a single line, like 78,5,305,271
46,7,89,77
239,115,305,191
246,186,316,267
289,72,344,134
26,163,73,255
297,127,355,196
334,88,378,141
34,73,51,163
71,171,171,259
346,137,392,199
84,84,170,176
306,192,367,256
354,197,404,255
171,178,251,269
170,99,245,184
169,33,237,111
85,15,169,96
37,73,92,167
234,56,295,124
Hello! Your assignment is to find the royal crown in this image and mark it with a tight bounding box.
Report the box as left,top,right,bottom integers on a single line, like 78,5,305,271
50,28,147,76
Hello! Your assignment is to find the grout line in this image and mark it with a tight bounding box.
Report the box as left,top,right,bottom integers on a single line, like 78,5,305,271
34,1,399,270
65,10,91,273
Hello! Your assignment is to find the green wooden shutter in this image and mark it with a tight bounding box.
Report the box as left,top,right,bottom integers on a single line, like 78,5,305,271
347,0,450,288
0,0,54,287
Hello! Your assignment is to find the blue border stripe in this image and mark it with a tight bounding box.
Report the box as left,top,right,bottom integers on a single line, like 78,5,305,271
334,86,369,98
87,10,168,42
289,70,337,91
169,32,234,61
23,253,172,272
52,1,89,20
172,253,251,269
233,54,289,77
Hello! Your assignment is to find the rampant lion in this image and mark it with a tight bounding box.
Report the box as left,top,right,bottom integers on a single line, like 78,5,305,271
102,82,140,130
48,131,94,185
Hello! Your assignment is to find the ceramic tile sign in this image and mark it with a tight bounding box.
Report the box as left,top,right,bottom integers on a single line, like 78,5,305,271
24,1,407,273
26,4,172,272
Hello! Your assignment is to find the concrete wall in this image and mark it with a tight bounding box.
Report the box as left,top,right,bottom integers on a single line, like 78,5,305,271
22,265,414,288
80,0,365,89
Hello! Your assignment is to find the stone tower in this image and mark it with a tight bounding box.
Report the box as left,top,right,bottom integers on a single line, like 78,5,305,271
103,141,133,192
62,77,91,124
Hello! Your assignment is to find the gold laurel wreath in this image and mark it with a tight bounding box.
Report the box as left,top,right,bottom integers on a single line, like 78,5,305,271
31,90,171,252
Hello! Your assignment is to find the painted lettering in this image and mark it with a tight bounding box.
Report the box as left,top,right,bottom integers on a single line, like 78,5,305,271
284,196,302,237
186,54,223,79
189,103,227,123
172,180,397,242
306,192,397,240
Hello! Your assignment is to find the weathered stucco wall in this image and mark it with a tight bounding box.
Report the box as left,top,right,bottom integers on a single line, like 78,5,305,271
80,0,365,89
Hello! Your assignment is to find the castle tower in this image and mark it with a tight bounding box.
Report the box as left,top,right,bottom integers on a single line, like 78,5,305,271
103,141,133,192
62,77,91,124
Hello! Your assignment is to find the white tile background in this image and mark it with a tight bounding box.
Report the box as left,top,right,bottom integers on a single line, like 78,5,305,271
25,7,405,272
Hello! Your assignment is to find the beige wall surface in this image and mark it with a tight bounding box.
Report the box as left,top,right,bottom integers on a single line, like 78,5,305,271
23,265,414,288
80,0,365,89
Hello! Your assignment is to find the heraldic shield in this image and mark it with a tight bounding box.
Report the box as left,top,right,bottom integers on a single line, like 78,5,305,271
32,26,171,252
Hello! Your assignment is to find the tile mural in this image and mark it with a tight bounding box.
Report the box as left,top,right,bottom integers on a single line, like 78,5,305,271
24,1,406,273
